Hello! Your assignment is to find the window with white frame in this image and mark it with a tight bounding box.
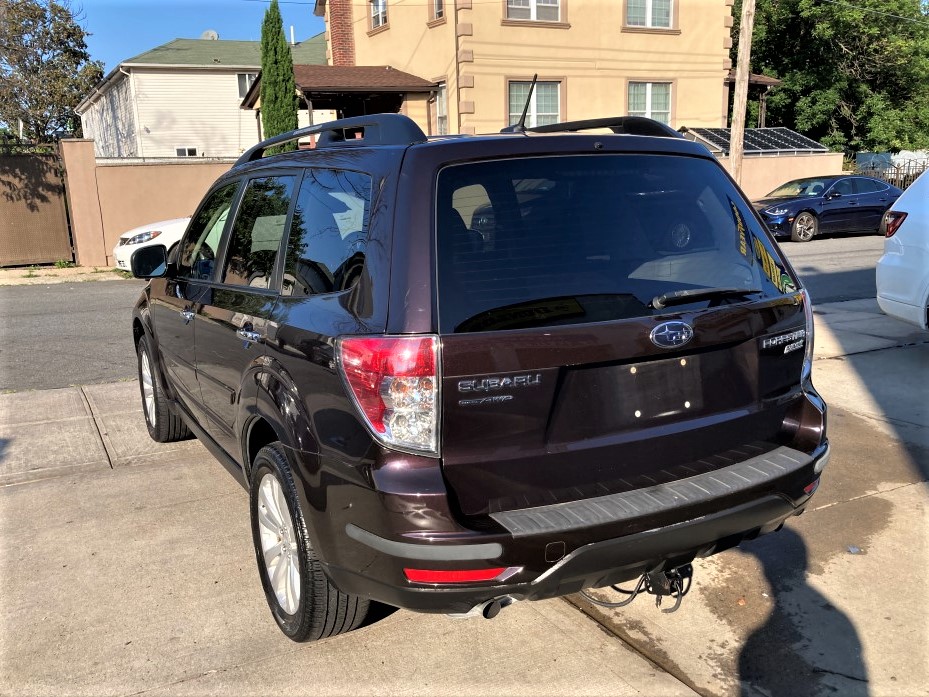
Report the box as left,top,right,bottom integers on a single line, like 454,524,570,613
435,82,448,135
627,82,671,124
626,0,672,28
433,0,444,20
175,147,198,157
371,0,388,28
506,0,560,22
508,81,560,128
237,73,257,99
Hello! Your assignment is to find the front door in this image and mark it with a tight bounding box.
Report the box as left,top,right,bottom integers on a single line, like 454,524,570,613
819,177,859,233
150,182,238,413
195,174,298,456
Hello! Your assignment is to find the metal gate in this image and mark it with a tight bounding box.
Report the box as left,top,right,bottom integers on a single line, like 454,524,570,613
0,143,73,266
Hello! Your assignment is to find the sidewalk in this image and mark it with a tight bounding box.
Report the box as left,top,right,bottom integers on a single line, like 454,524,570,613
0,265,130,286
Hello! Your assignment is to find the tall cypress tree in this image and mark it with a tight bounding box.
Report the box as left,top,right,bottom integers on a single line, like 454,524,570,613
259,0,297,152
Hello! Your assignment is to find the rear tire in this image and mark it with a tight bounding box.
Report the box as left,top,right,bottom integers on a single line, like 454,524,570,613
136,334,191,442
249,442,369,642
791,212,817,242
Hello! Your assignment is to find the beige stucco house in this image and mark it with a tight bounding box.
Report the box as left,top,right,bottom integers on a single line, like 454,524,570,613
77,35,328,158
313,0,736,135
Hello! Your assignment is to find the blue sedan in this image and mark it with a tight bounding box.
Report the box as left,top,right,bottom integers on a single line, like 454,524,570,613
752,175,902,242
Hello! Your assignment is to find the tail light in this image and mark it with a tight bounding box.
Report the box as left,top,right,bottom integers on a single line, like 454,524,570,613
336,335,440,455
883,211,907,237
800,289,814,384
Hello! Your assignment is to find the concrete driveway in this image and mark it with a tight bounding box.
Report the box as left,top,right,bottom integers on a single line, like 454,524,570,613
1,290,927,696
0,382,695,697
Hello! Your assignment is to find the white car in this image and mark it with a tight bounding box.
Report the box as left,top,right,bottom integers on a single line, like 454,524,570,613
112,217,191,270
876,171,929,330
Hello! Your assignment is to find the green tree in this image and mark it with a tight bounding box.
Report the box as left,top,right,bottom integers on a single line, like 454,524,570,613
259,0,298,152
0,0,103,141
732,0,929,153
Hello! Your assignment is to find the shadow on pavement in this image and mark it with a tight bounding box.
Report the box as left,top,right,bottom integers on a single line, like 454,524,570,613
738,528,869,697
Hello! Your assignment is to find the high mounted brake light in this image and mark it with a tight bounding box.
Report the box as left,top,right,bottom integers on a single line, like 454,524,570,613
336,335,440,456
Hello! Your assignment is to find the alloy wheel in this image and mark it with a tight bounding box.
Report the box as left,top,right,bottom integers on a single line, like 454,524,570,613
794,213,816,241
140,349,156,426
257,473,301,615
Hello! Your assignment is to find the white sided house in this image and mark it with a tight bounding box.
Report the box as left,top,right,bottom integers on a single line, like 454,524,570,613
77,34,327,158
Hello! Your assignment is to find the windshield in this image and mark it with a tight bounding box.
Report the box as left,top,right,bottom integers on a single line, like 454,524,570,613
435,154,796,333
765,178,831,198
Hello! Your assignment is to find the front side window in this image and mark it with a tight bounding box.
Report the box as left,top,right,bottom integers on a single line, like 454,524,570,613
436,155,795,333
506,0,559,21
435,82,448,135
830,178,854,196
371,0,388,28
237,72,257,99
178,182,239,281
222,176,296,288
626,0,672,28
508,81,560,128
628,81,671,124
283,169,372,296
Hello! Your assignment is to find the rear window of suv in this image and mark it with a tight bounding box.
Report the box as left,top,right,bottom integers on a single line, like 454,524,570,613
435,153,796,333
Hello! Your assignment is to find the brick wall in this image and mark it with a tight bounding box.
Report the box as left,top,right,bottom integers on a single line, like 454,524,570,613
328,0,356,66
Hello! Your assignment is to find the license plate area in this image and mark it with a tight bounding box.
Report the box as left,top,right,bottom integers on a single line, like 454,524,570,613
547,355,707,442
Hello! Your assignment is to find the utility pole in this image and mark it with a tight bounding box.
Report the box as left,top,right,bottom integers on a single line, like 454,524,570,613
730,0,756,185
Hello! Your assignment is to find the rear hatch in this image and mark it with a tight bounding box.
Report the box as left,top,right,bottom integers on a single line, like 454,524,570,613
435,152,809,518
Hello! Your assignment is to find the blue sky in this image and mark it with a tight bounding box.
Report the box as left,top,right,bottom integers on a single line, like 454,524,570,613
80,0,327,72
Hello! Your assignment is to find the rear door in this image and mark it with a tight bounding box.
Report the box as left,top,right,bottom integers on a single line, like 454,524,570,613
852,177,890,232
194,173,298,455
434,153,808,517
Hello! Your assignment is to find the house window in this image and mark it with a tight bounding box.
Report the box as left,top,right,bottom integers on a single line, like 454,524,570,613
508,81,560,128
371,0,388,28
433,0,444,20
506,0,560,22
435,82,448,135
626,0,672,28
175,147,198,157
627,82,671,124
237,73,257,99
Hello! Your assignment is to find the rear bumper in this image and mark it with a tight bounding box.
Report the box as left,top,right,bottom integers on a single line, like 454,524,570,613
309,441,830,615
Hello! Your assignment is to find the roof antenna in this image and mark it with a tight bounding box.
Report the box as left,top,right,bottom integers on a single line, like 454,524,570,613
501,74,537,133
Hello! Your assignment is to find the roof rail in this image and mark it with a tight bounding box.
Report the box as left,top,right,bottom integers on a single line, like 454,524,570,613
505,116,683,139
236,113,427,166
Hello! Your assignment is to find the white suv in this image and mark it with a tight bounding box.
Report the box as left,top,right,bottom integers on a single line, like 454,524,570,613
113,217,190,270
877,171,929,330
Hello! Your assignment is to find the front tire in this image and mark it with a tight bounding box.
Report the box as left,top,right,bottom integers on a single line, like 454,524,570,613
137,334,191,442
791,212,818,242
249,443,369,642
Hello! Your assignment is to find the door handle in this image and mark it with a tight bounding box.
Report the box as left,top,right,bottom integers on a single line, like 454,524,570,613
180,308,195,323
237,328,264,344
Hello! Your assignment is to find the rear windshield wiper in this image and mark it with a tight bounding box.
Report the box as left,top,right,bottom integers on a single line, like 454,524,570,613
651,287,762,310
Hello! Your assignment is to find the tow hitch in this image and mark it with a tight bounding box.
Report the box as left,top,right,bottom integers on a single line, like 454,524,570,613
580,564,693,614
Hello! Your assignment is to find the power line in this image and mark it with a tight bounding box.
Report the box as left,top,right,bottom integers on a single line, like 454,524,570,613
816,0,929,26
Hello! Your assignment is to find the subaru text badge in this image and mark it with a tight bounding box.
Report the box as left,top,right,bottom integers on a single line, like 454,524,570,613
650,321,694,349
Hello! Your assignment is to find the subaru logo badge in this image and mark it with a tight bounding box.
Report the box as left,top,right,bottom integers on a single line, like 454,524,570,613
650,321,694,349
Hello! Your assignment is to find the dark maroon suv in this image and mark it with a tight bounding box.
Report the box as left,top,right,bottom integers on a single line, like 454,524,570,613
129,114,829,642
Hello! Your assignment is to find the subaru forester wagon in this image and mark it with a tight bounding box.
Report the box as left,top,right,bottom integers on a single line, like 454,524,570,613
129,113,829,642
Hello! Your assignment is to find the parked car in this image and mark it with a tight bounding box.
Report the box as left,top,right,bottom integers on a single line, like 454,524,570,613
128,114,829,643
752,175,901,242
877,170,929,330
112,217,190,270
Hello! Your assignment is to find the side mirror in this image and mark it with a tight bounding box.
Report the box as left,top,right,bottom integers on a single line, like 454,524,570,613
131,244,169,278
826,190,843,200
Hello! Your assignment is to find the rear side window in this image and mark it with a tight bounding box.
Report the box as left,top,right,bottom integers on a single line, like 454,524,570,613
222,176,296,288
282,169,372,296
436,154,796,333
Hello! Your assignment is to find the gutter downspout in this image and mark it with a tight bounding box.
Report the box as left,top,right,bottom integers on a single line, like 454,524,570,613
120,67,145,158
452,0,461,134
